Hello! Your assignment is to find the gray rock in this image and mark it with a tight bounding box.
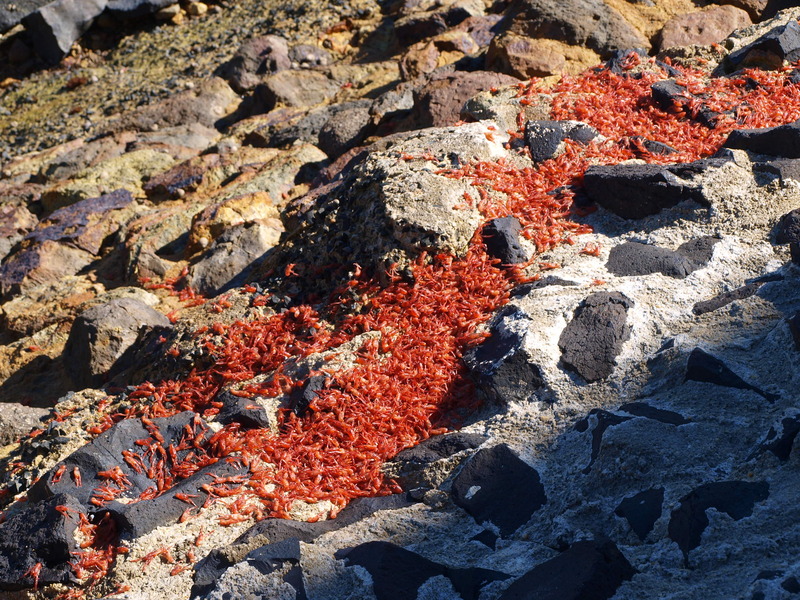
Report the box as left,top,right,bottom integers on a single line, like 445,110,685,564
558,291,633,382
215,35,291,94
289,43,331,69
253,70,339,112
63,297,171,389
606,242,699,279
105,0,175,18
187,221,280,297
482,216,528,265
0,403,49,447
723,18,800,72
0,0,51,33
724,120,800,158
317,103,373,158
22,0,107,65
506,0,649,57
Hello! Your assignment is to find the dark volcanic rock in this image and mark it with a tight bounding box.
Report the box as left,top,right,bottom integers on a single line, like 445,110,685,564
685,347,779,402
0,493,83,591
524,120,598,162
22,0,106,64
776,208,800,244
390,431,486,489
336,541,509,600
287,374,327,417
63,297,171,389
606,242,697,279
498,539,636,600
574,408,632,473
615,487,664,541
724,19,800,72
668,481,769,566
651,80,721,128
105,0,174,18
464,306,544,404
790,311,800,350
506,0,649,57
0,0,51,32
753,415,800,461
187,220,279,297
724,120,800,158
214,35,291,94
692,275,780,316
317,103,373,158
215,389,273,429
558,292,633,382
618,402,690,425
482,216,528,265
582,161,718,219
451,444,546,536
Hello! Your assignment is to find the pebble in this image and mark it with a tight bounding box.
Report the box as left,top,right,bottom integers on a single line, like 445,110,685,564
187,2,208,16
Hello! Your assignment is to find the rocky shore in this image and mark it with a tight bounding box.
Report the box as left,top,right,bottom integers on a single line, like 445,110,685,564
2,1,800,599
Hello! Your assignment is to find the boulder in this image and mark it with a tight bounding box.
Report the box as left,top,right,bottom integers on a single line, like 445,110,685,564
498,539,636,600
451,443,547,536
724,120,800,157
253,70,339,112
317,102,373,158
524,119,598,162
723,19,800,71
606,241,706,279
22,0,107,64
63,297,171,389
487,33,567,78
413,70,520,128
558,291,633,382
658,6,751,52
187,220,282,296
214,35,291,93
506,0,649,57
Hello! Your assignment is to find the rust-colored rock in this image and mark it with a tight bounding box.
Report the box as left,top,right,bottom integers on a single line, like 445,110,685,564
658,6,752,52
487,33,567,78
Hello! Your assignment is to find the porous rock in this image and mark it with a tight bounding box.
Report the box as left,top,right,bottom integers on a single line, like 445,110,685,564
775,208,800,244
63,297,171,389
254,70,339,112
724,19,800,71
464,306,544,404
524,120,598,163
482,216,528,265
0,402,50,446
0,493,83,591
558,291,633,382
389,431,486,490
614,488,664,542
187,220,282,297
574,409,632,472
498,539,636,600
506,0,649,57
214,35,291,94
105,0,175,18
486,33,566,78
790,311,800,350
752,414,800,461
685,347,778,402
724,120,800,157
582,161,721,219
658,6,751,52
451,443,546,536
392,0,483,46
317,102,373,158
606,241,699,279
668,481,769,566
336,541,509,600
21,0,107,64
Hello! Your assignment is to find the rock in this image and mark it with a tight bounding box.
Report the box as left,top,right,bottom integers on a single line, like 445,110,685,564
558,292,633,382
0,493,83,591
105,0,175,18
21,0,107,64
187,191,280,255
618,402,691,425
63,297,171,389
582,161,720,219
574,409,632,472
692,275,778,315
33,132,131,183
289,44,331,69
524,120,598,162
753,415,800,461
606,242,700,279
685,347,778,402
0,203,37,262
214,35,291,94
464,306,544,404
451,443,546,536
486,33,567,78
498,539,636,600
413,70,520,128
790,312,800,350
186,1,206,16
187,220,282,296
254,70,339,112
392,0,483,46
455,13,503,48
214,389,274,429
658,6,751,52
0,402,48,446
462,86,553,133
713,0,767,21
399,40,440,80
0,190,135,299
792,241,800,264
99,77,238,135
317,102,373,158
723,19,800,72
142,153,221,201
128,122,221,159
336,541,509,600
506,0,649,58
482,216,528,265
614,488,664,541
0,0,51,32
389,431,486,490
724,120,800,157
650,80,721,128
286,374,327,417
121,203,194,281
668,481,769,566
